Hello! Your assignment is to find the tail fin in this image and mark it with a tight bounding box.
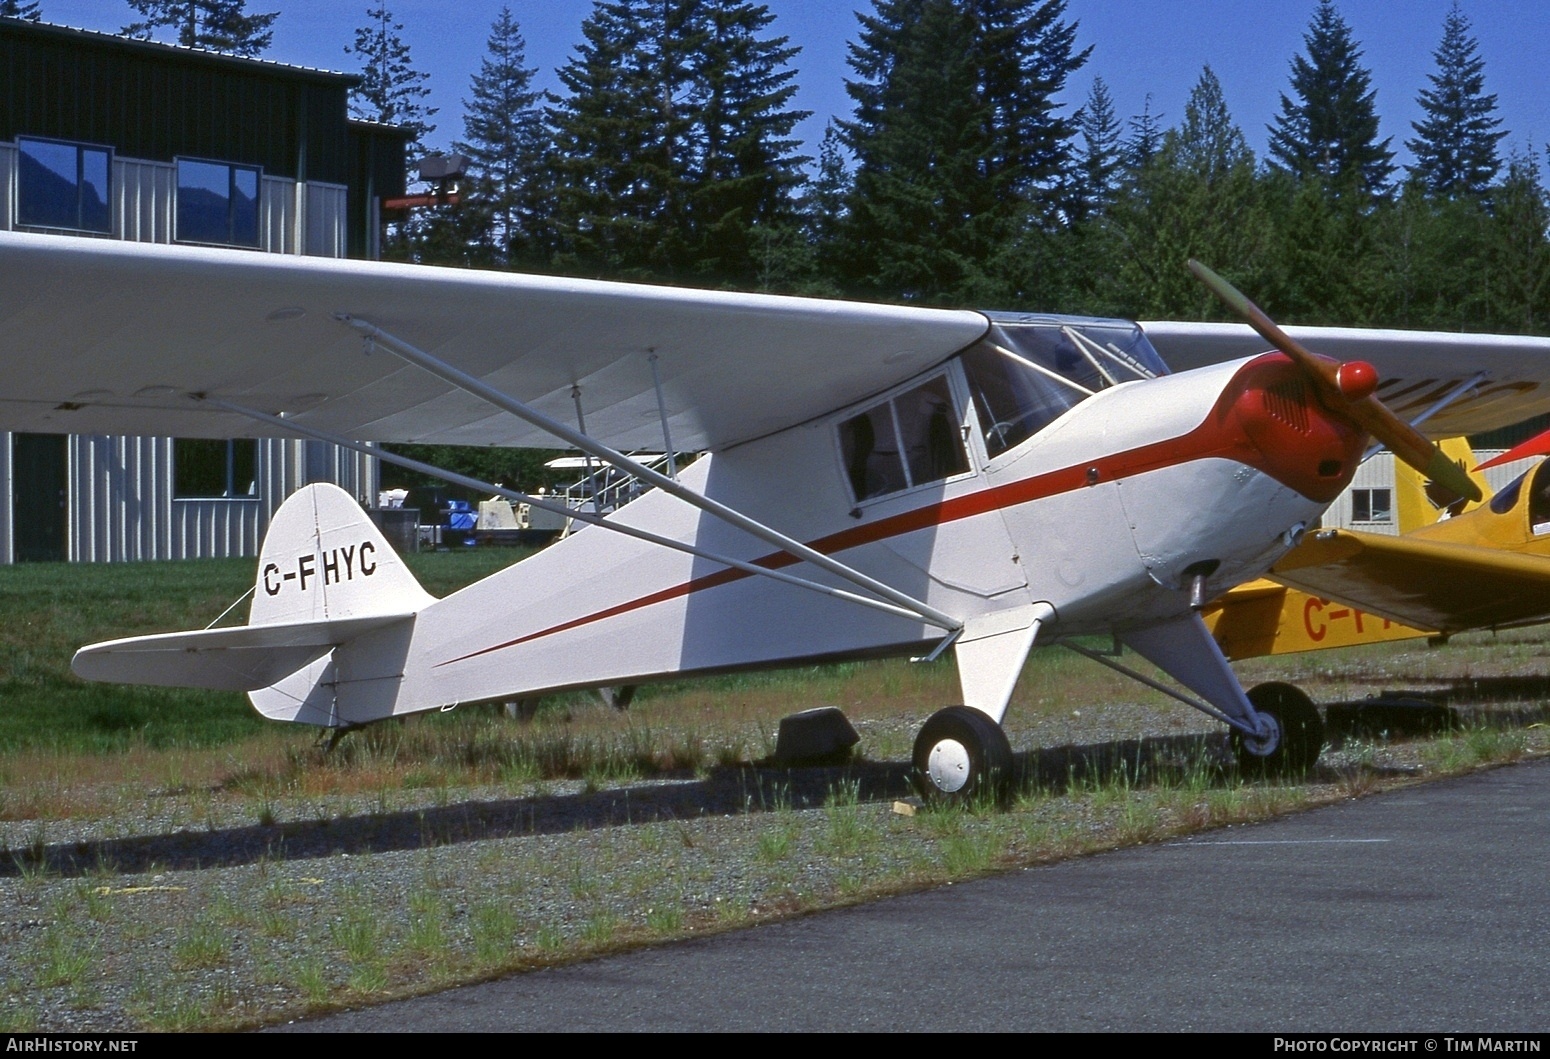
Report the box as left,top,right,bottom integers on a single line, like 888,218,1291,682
73,485,431,696
1396,437,1490,533
250,483,432,625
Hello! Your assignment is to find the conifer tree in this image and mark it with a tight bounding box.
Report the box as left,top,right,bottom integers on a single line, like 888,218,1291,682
546,1,808,285
1406,2,1505,198
1267,0,1393,195
348,4,436,156
545,0,690,278
685,0,809,284
837,0,1088,302
1485,152,1550,330
1070,75,1122,220
455,5,543,266
1121,94,1163,174
1107,67,1265,318
122,0,277,56
0,1,43,20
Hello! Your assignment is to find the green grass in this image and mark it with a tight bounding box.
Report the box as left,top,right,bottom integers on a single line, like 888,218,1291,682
0,550,529,754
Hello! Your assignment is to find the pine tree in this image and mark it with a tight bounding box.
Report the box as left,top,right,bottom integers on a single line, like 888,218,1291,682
1106,67,1266,318
1485,152,1550,330
1406,2,1505,198
840,0,989,300
545,0,689,278
455,6,543,266
1070,75,1121,220
1121,94,1163,173
1267,0,1394,195
806,121,850,245
0,1,43,20
348,4,436,156
122,0,277,56
837,0,1088,302
546,1,808,285
685,0,809,284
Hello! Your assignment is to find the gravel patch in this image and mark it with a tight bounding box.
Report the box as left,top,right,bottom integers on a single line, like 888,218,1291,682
2,695,1546,1032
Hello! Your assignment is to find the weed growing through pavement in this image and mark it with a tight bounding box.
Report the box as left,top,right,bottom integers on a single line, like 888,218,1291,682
288,956,332,1006
645,903,684,933
172,919,231,970
471,901,519,963
30,925,91,988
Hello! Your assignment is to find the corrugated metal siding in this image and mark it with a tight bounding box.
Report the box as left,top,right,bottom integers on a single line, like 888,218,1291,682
112,156,173,243
260,173,296,254
3,141,367,564
306,182,346,258
0,24,355,184
0,140,14,231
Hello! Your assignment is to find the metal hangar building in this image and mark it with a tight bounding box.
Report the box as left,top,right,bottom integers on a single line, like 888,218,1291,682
0,15,409,563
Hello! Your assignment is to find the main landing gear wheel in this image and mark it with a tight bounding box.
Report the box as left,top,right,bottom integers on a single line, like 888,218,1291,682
1231,681,1325,777
912,705,1013,806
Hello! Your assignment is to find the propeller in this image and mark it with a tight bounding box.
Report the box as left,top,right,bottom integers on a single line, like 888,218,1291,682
1188,260,1482,504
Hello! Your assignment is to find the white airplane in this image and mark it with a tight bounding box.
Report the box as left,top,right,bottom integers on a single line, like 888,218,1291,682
5,231,1549,802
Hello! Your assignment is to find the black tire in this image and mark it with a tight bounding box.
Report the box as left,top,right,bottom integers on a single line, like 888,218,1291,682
1232,682,1324,776
912,705,1014,806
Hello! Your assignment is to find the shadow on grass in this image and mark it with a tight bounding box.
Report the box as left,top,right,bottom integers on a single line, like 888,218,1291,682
3,708,1450,880
1322,678,1550,738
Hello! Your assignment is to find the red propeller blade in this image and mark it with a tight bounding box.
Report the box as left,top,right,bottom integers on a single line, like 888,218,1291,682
1188,261,1481,504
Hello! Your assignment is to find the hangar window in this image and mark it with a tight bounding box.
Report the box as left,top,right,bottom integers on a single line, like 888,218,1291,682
17,137,112,233
1351,488,1392,524
839,374,969,502
176,158,261,247
174,439,258,500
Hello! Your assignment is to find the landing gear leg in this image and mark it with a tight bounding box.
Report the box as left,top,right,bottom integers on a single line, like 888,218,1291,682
912,706,1013,806
1232,682,1325,776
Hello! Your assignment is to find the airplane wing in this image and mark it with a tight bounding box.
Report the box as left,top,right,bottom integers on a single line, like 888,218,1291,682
1201,577,1434,661
1141,321,1550,437
1268,529,1550,634
0,231,988,451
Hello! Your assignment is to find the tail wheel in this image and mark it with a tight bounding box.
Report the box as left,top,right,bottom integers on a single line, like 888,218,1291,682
912,705,1013,806
1232,681,1324,776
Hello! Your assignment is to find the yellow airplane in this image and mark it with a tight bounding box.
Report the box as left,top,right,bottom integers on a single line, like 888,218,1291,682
1202,436,1550,659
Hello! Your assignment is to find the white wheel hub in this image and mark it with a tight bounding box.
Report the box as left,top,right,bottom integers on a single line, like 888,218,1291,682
927,738,972,793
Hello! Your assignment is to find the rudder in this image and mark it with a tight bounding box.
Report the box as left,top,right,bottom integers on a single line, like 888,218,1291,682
250,483,433,626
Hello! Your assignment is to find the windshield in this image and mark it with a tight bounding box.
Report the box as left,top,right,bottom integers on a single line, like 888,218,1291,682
961,315,1167,457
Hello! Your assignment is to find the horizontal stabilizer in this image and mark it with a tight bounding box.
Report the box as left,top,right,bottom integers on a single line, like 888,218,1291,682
71,613,415,692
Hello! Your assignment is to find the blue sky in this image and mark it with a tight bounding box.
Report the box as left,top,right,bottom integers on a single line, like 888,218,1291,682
37,1,1550,172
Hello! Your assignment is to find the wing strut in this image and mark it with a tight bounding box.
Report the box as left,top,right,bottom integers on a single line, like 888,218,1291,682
333,315,963,633
203,397,958,632
646,351,680,480
570,385,603,515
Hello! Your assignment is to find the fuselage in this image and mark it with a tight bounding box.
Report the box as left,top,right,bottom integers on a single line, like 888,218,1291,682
252,322,1367,725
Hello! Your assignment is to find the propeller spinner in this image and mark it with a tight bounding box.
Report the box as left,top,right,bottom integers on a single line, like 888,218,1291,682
1188,260,1482,504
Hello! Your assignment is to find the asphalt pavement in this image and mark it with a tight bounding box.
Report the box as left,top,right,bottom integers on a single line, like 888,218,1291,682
275,757,1550,1032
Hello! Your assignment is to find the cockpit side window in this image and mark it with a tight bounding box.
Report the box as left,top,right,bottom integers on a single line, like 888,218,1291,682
838,374,969,502
1490,472,1524,515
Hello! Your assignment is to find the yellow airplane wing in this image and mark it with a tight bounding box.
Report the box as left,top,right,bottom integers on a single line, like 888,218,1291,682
1202,577,1433,661
1267,528,1550,635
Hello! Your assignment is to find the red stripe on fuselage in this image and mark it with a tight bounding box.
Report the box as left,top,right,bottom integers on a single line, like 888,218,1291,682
433,381,1299,669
